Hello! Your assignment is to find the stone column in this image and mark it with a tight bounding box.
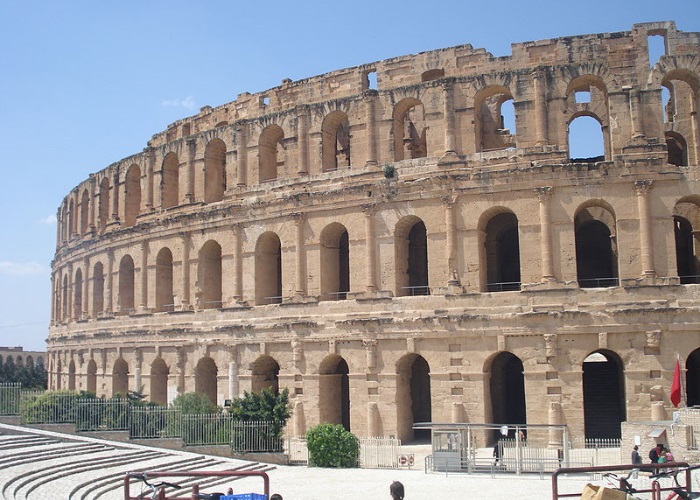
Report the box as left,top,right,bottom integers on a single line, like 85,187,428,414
635,180,656,277
145,147,155,210
292,213,306,296
106,250,114,314
236,124,248,187
88,177,96,233
231,224,243,301
67,262,73,321
533,69,549,145
180,232,191,309
443,195,460,285
111,170,120,222
548,402,563,447
228,360,239,400
451,402,465,423
629,89,644,138
442,78,457,155
691,109,700,166
294,400,306,437
364,90,378,166
297,107,309,175
368,402,380,437
186,138,196,203
535,187,556,281
83,257,90,319
139,240,149,310
362,204,378,292
175,348,186,396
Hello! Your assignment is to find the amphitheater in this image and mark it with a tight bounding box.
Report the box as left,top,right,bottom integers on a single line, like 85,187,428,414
49,21,700,445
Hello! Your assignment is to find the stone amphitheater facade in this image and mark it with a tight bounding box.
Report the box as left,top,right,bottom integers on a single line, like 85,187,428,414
49,21,700,443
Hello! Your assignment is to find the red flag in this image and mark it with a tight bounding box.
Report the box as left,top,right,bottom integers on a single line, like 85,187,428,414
670,359,682,408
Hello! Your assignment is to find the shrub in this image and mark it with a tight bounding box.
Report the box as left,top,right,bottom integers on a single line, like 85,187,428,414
229,388,291,452
170,391,218,414
306,423,359,468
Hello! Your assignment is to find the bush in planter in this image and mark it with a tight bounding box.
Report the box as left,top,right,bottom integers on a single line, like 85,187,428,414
306,423,359,468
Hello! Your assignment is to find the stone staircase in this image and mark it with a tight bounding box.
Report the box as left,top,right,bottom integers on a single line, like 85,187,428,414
0,424,275,499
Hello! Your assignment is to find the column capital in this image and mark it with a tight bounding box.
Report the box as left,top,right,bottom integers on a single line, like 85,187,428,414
634,179,653,195
361,203,377,216
534,186,553,202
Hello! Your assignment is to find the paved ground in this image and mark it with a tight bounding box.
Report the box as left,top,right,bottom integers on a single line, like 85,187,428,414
1,423,695,500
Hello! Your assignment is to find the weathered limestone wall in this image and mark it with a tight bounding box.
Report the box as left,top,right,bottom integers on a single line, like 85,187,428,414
48,22,700,442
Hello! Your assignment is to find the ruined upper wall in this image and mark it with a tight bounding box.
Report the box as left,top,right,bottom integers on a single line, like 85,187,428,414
150,21,691,144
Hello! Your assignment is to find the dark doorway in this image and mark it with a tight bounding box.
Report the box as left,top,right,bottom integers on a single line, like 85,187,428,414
490,352,526,437
687,349,700,407
583,351,625,440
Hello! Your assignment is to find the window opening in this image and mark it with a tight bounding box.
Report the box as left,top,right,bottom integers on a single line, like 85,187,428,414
575,91,591,103
568,116,605,161
364,70,377,90
661,86,672,123
648,34,667,68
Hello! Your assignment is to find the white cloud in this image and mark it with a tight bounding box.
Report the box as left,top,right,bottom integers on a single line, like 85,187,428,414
39,214,57,224
0,261,44,276
161,96,196,110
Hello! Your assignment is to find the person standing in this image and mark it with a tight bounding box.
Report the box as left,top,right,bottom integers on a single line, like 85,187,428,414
631,445,642,465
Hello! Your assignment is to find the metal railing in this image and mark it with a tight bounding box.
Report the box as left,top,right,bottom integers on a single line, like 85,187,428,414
0,383,23,415
400,286,431,296
578,277,619,288
485,281,521,292
130,406,182,439
76,398,130,431
284,436,402,468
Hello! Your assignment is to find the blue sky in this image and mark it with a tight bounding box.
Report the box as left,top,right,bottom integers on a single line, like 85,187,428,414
0,1,697,351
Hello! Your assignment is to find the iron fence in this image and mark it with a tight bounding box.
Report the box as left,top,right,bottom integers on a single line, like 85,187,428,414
284,436,402,468
0,383,23,415
130,406,182,439
75,398,130,431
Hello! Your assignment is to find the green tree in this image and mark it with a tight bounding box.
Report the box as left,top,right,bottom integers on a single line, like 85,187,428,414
229,388,291,452
306,423,359,468
170,392,219,414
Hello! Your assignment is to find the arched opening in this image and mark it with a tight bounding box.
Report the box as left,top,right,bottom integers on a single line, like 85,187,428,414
98,177,110,232
666,132,688,167
475,86,516,152
251,355,280,395
660,74,699,166
321,111,351,171
124,164,141,227
204,138,226,203
161,152,179,209
320,223,350,301
150,357,169,405
118,255,135,313
198,240,222,309
80,189,90,235
686,349,700,407
319,355,350,431
488,352,526,440
68,359,76,391
155,247,174,312
68,198,75,237
393,98,427,161
87,359,97,395
194,357,218,405
259,125,284,183
112,358,129,396
568,115,605,161
255,232,282,305
25,356,34,369
484,211,521,292
575,205,618,288
674,216,698,284
396,354,431,442
73,268,83,319
395,217,429,297
583,350,625,440
92,262,104,317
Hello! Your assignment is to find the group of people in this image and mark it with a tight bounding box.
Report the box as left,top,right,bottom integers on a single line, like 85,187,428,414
631,443,675,468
